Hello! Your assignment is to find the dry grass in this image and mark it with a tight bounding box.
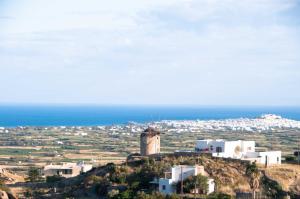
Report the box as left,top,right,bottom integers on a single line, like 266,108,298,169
264,164,300,193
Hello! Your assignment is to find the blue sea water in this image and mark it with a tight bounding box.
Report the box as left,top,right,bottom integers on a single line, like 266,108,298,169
0,105,300,127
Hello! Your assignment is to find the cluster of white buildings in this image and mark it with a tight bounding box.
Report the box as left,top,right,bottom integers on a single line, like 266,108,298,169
195,139,281,166
154,114,300,133
157,138,282,196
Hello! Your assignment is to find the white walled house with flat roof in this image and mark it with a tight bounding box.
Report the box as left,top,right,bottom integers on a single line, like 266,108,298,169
43,162,93,178
195,139,255,159
195,139,281,165
159,165,215,195
243,151,281,166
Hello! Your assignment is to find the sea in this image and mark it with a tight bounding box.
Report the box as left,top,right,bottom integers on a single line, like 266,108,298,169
0,105,300,127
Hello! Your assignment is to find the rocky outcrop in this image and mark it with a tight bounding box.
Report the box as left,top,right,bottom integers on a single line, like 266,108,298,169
0,191,9,199
0,168,24,184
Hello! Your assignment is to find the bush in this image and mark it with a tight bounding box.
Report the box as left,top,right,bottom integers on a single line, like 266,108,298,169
24,188,33,198
207,193,232,199
84,175,103,188
95,178,111,196
246,162,258,176
46,175,65,183
285,156,296,162
108,189,119,198
106,163,117,173
126,166,156,190
0,179,10,193
111,189,134,199
134,192,180,199
261,175,286,198
176,174,208,194
26,167,43,182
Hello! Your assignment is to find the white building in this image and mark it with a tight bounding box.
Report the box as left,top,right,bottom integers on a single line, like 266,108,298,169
243,151,281,165
196,139,255,159
159,165,215,195
195,139,281,165
43,162,93,178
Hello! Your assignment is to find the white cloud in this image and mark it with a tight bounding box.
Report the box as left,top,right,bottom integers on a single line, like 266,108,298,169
0,0,299,105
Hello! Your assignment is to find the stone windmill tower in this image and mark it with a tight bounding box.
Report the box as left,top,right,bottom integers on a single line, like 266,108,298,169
140,127,160,156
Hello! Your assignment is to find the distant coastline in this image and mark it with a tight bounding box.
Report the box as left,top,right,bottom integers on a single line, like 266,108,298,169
0,105,300,127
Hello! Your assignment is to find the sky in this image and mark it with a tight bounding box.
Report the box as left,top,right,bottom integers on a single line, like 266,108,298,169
0,0,300,106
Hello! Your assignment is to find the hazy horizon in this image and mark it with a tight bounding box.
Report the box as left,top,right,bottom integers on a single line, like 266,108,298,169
1,103,300,108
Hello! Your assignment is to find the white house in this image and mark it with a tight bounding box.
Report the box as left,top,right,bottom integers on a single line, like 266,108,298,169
195,139,255,159
43,162,93,178
243,151,281,166
195,139,281,165
159,165,215,195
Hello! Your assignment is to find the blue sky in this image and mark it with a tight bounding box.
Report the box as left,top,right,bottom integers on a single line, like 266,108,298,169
0,0,300,106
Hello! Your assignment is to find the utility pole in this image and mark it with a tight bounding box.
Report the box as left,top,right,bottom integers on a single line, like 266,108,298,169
181,166,183,199
270,131,273,150
194,179,197,199
297,136,300,165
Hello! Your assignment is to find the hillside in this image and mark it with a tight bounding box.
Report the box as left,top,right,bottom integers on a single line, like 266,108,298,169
264,164,300,195
0,167,24,199
12,154,288,198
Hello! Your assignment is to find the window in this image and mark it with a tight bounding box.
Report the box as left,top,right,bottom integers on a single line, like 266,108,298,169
216,147,222,153
63,169,72,174
162,185,166,190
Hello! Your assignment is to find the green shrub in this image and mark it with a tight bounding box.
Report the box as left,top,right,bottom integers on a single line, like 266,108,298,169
261,175,286,198
176,174,208,194
95,181,110,196
285,156,296,162
111,189,134,199
207,193,232,199
46,175,65,183
26,167,43,182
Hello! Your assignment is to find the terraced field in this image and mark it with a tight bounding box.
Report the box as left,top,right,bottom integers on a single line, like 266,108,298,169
0,126,299,176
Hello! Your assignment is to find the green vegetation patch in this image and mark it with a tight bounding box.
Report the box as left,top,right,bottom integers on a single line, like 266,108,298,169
0,148,36,155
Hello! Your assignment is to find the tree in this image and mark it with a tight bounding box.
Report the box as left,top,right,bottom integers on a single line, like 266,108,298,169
246,163,260,199
176,174,208,194
95,177,111,196
134,192,180,199
261,175,285,198
111,189,134,199
192,174,209,194
107,163,117,173
27,167,42,182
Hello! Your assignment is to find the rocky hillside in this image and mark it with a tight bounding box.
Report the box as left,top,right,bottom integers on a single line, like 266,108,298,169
197,156,251,195
0,168,24,185
0,167,23,199
264,164,300,195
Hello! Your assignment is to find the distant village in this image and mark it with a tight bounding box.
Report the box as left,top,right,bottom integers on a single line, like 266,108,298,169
1,114,299,136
